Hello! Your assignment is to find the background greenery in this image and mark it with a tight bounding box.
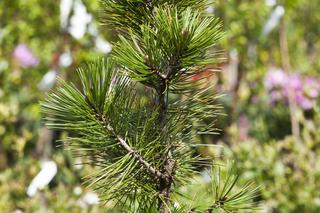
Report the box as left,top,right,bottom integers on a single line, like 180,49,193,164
0,0,319,212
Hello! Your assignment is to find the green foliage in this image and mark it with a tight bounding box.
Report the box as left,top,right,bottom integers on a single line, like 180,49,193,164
113,5,223,91
225,136,320,212
42,59,198,210
0,0,318,211
41,1,259,212
101,0,209,33
0,152,106,213
208,164,260,212
0,0,105,163
174,163,261,212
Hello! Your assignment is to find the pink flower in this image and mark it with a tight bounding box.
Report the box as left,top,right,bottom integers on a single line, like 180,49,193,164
264,67,320,110
264,68,287,90
304,77,320,98
288,74,303,91
269,90,284,103
295,92,314,110
13,44,39,68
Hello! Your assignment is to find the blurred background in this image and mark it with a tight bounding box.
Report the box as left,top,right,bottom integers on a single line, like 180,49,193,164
0,0,319,212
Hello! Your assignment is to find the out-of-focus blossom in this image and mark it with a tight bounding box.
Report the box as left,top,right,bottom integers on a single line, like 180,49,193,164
298,76,320,110
269,90,284,103
206,5,214,14
295,93,314,110
77,192,99,208
288,74,303,91
60,0,73,29
264,68,320,110
289,75,319,110
262,5,285,37
83,192,99,205
95,36,112,54
13,44,39,68
38,69,57,91
264,68,287,89
59,52,73,67
304,77,320,98
73,186,82,195
68,0,92,39
27,161,57,197
60,0,92,39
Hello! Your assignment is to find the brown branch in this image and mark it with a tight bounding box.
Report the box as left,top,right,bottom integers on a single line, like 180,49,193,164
156,83,176,213
96,112,167,180
279,18,302,146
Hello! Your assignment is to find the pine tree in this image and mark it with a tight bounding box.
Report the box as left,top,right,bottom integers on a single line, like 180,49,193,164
41,1,259,212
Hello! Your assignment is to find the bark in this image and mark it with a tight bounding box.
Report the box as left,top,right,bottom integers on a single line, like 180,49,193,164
156,82,176,213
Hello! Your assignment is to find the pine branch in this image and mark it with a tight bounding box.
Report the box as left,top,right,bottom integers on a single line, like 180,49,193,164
112,5,224,92
101,0,210,34
109,3,223,212
174,162,261,212
41,59,200,210
41,1,261,212
96,111,166,180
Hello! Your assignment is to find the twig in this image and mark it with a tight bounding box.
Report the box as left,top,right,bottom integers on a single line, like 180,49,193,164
97,112,167,180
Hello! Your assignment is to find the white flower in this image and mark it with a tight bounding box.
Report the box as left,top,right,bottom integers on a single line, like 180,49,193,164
68,0,92,39
27,161,57,197
73,186,82,195
38,70,57,91
262,5,285,37
95,36,112,54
